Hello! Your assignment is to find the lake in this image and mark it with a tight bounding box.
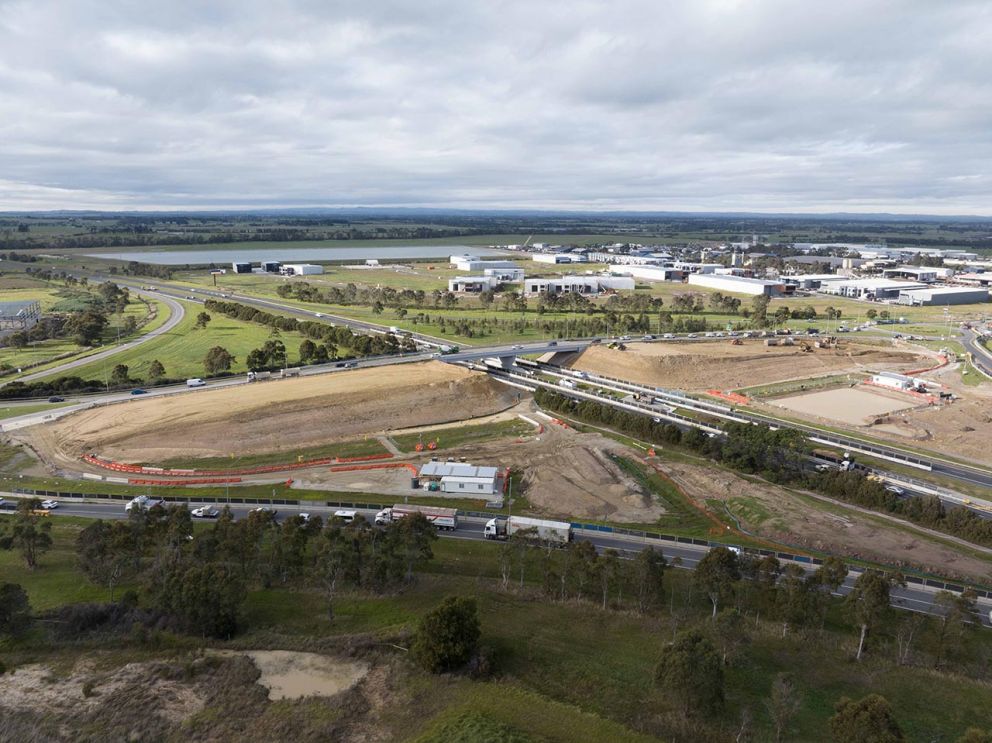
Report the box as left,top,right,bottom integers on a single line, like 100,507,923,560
83,245,509,265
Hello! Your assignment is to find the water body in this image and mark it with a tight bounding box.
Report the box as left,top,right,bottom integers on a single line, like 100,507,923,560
84,245,509,265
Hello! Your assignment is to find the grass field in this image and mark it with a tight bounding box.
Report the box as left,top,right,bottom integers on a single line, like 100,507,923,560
61,299,312,381
153,438,388,470
0,401,71,421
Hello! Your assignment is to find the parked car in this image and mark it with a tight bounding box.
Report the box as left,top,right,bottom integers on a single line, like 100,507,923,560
39,499,59,510
0,497,8,509
130,388,148,395
191,505,220,518
48,396,65,403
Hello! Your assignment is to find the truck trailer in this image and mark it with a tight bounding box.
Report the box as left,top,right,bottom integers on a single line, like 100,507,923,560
375,504,459,530
484,515,573,544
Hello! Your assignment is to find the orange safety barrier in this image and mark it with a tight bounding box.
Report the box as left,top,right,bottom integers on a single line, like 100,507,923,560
127,477,242,486
327,462,419,475
905,355,949,379
335,452,394,463
706,389,749,405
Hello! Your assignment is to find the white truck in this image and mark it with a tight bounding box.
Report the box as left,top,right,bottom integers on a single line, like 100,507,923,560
125,495,164,513
375,504,459,530
484,515,573,545
186,378,206,388
558,379,576,390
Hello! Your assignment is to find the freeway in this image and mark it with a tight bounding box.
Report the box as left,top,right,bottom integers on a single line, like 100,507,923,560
4,495,988,627
3,290,186,385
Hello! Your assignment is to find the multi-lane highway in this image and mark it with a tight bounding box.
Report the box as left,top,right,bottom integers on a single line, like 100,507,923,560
2,494,987,627
962,327,992,378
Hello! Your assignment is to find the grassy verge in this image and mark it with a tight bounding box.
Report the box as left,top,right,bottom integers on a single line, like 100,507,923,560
0,401,72,421
391,419,533,453
151,438,388,470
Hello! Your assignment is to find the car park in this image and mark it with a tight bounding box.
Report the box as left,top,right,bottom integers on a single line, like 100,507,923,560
191,505,220,518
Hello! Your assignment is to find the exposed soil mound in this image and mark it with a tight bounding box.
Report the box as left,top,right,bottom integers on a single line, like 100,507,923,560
572,340,925,391
32,362,518,465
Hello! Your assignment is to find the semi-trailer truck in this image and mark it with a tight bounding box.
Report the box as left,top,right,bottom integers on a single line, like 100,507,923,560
484,516,572,544
125,495,164,513
375,504,459,530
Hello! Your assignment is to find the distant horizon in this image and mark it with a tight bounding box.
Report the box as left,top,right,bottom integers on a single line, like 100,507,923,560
3,206,992,222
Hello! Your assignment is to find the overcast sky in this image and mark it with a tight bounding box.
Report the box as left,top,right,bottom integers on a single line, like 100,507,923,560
0,0,990,214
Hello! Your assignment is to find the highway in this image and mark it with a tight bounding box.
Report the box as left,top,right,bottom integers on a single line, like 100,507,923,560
962,327,992,378
3,495,988,627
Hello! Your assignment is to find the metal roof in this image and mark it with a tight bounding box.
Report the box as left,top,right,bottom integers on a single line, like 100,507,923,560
0,300,39,316
420,462,499,479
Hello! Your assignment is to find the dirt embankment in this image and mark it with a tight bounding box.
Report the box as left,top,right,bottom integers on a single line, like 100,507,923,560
657,460,992,582
28,362,519,465
572,340,925,391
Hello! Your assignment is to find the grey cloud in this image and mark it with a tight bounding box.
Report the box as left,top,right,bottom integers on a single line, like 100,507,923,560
0,0,990,212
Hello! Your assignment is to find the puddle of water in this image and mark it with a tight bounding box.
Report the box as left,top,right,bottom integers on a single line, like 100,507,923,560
218,650,369,701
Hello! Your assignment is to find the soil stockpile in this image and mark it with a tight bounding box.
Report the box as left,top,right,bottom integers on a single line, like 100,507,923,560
571,340,925,391
33,362,518,464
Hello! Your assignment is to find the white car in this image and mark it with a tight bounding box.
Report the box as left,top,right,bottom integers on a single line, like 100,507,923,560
191,505,220,518
315,312,324,318
39,499,59,510
297,512,311,524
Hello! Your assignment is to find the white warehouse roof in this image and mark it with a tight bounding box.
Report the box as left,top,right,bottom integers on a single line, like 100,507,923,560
420,462,499,479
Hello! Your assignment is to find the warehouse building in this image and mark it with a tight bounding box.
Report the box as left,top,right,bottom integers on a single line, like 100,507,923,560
781,274,847,291
532,252,588,265
450,255,518,272
896,286,989,306
687,273,787,297
262,261,282,273
955,273,992,287
419,461,504,496
524,275,635,295
448,275,498,293
282,263,324,275
609,265,685,282
484,267,525,282
821,278,926,300
232,262,253,274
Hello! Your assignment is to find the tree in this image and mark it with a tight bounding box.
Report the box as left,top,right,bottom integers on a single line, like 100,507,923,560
298,339,317,364
393,513,437,584
694,546,741,619
314,523,356,621
0,499,53,569
929,589,976,668
751,295,770,327
110,363,130,386
766,672,802,743
195,311,212,329
845,570,899,660
148,359,166,381
411,596,481,673
203,346,235,375
631,546,666,613
828,694,905,742
655,630,724,717
0,583,32,636
76,520,139,601
6,331,28,349
65,309,108,346
776,563,814,636
152,560,246,638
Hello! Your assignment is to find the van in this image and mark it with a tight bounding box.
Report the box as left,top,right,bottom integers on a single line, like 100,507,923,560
333,510,357,523
186,378,206,388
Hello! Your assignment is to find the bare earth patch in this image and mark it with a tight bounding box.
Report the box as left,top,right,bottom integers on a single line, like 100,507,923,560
770,386,920,426
23,362,519,466
571,340,925,391
656,459,992,581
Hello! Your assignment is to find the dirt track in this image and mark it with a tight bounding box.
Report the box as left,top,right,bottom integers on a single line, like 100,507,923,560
572,340,924,391
27,362,519,465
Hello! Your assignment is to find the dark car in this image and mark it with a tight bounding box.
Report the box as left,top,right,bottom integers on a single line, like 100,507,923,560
48,396,65,403
130,389,148,395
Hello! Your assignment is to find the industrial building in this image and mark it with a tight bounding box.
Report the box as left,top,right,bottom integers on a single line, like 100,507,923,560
450,255,518,272
448,275,498,293
524,275,635,295
686,273,787,297
262,261,282,273
282,264,323,275
671,261,722,274
419,461,504,496
896,286,989,306
609,265,685,282
781,274,847,291
484,267,525,282
586,252,666,265
956,273,992,287
232,262,252,274
821,278,926,300
532,253,588,265
879,266,953,283
870,371,931,392
0,300,41,334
